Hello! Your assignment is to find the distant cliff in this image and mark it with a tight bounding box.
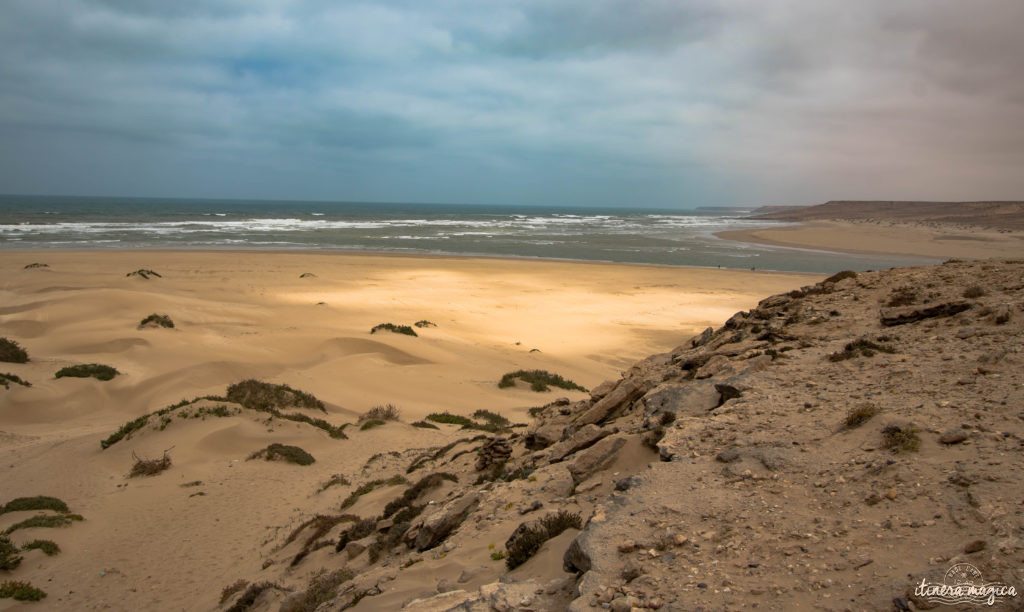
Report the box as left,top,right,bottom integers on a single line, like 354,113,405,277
750,200,1024,230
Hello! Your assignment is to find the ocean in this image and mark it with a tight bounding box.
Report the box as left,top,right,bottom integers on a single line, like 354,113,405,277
0,194,936,274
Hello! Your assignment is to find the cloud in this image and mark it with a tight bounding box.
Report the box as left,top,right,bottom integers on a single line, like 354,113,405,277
0,0,1021,205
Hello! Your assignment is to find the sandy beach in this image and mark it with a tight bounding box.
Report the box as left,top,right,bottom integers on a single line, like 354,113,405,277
716,219,1024,260
0,250,818,610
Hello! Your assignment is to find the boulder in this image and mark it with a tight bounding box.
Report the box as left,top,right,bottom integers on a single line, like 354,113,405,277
691,327,714,348
576,379,643,426
402,589,475,611
545,424,611,463
642,380,720,417
568,435,627,485
589,380,617,401
881,301,971,326
344,535,374,560
410,493,480,551
524,423,564,451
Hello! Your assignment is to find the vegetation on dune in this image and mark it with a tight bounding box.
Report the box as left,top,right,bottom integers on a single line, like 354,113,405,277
23,263,48,269
411,420,439,430
362,403,401,421
22,540,60,556
843,404,880,429
425,412,474,426
128,450,172,477
0,373,31,389
886,286,918,307
381,473,458,520
339,475,409,510
0,537,20,570
280,569,355,612
139,313,174,328
226,379,325,413
219,580,250,606
505,510,582,570
55,363,118,381
1,496,69,515
126,269,161,279
413,320,436,328
0,339,28,364
0,581,47,601
882,424,921,453
224,581,287,612
472,409,510,427
360,419,386,431
3,514,83,536
498,369,587,392
318,474,350,492
248,444,315,466
370,323,417,337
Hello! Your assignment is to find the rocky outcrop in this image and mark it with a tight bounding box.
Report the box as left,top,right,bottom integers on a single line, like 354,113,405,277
407,493,480,552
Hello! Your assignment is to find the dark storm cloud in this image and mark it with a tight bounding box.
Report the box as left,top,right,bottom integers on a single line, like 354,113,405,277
0,0,1021,205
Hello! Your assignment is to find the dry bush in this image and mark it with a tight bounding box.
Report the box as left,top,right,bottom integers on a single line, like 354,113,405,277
843,404,879,429
129,449,172,477
363,404,401,421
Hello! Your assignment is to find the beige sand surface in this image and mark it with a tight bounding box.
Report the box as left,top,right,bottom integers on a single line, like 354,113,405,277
0,251,817,610
715,220,1024,259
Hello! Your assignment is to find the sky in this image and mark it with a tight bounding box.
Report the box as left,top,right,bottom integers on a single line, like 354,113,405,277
1,0,1022,208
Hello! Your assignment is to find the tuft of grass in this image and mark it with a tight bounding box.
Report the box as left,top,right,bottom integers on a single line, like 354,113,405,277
823,270,857,284
498,369,587,393
226,379,325,413
363,404,401,421
0,581,47,601
843,404,879,429
128,450,172,477
828,339,896,362
382,473,458,519
0,536,20,570
23,263,48,269
248,444,315,466
219,580,250,606
413,320,436,328
886,286,918,307
334,518,378,552
472,410,510,427
281,569,355,612
411,420,439,430
505,510,583,570
963,285,987,299
425,412,474,426
319,474,350,492
0,339,29,364
126,269,161,279
225,581,286,612
0,373,31,390
22,540,60,556
539,510,582,538
55,363,118,381
527,406,544,418
360,419,386,431
1,496,69,515
370,323,417,337
139,313,174,329
490,551,506,561
340,475,409,510
881,424,921,453
3,514,83,535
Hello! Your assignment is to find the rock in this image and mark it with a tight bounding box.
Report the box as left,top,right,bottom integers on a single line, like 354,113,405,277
410,493,481,551
906,568,946,609
564,534,592,573
614,476,637,491
377,518,394,531
609,597,633,612
715,448,741,463
642,380,720,418
478,581,543,612
437,578,457,593
524,423,564,451
458,567,487,584
964,539,986,554
589,380,617,401
519,500,543,515
476,437,512,471
577,380,644,426
880,301,971,326
714,383,742,407
402,589,475,611
992,304,1011,325
344,535,373,559
620,560,642,582
546,424,611,463
617,540,637,553
691,327,714,348
939,429,968,445
568,435,627,485
694,354,731,379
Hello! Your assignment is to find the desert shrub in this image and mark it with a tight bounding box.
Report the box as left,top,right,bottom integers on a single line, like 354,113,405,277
219,580,250,606
527,406,544,418
886,286,918,307
225,581,286,612
139,314,174,329
363,404,401,421
505,524,550,570
3,514,83,535
282,514,359,550
0,373,31,390
413,320,436,328
339,475,409,510
0,339,28,364
881,424,921,453
23,263,48,269
55,363,118,381
334,518,378,552
281,569,356,612
126,269,161,279
129,450,172,477
319,474,350,492
360,419,385,431
22,540,60,556
828,339,896,362
538,510,582,538
370,323,417,337
659,411,676,426
963,286,987,299
0,537,20,570
382,473,458,519
823,270,857,284
843,404,879,429
1,496,69,515
411,420,439,430
490,551,506,561
425,412,474,426
405,435,490,474
472,409,510,427
0,581,46,601
248,444,315,466
226,379,325,413
391,505,425,525
498,370,587,393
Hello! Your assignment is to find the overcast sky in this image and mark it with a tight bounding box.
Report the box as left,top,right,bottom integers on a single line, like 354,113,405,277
1,1,1022,208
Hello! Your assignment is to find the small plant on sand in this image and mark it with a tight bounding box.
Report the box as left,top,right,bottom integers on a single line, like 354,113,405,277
0,373,31,390
472,409,510,427
363,404,401,421
22,540,60,556
886,286,918,307
219,580,250,606
318,474,350,492
129,450,172,477
490,550,506,561
0,580,46,601
823,270,857,284
0,339,28,364
138,314,174,329
843,404,879,429
382,473,458,519
226,379,325,413
281,569,355,612
413,320,436,328
881,424,921,453
23,263,48,269
126,269,161,279
360,419,385,431
963,285,987,299
1,496,69,515
370,323,417,337
0,537,21,570
334,518,379,552
411,420,439,430
498,370,587,392
55,363,118,381
425,412,474,426
505,510,582,570
3,514,83,536
225,582,287,612
340,475,410,510
247,444,315,466
539,510,582,538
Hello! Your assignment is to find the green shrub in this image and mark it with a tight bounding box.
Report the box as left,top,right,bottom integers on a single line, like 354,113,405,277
411,420,439,430
128,450,172,477
472,410,510,427
0,536,20,570
360,419,386,431
226,379,325,413
425,412,473,426
490,551,506,561
55,364,118,381
3,514,83,535
363,404,400,421
248,444,315,466
538,510,582,537
139,314,174,329
318,474,350,492
882,424,920,453
0,373,31,390
843,404,879,429
0,580,46,601
126,269,161,279
498,370,586,392
22,540,60,556
370,323,417,337
413,320,436,328
0,339,28,364
334,518,378,552
1,496,69,515
505,511,582,570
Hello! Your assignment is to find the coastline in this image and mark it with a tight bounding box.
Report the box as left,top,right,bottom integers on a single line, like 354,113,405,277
714,219,1024,260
